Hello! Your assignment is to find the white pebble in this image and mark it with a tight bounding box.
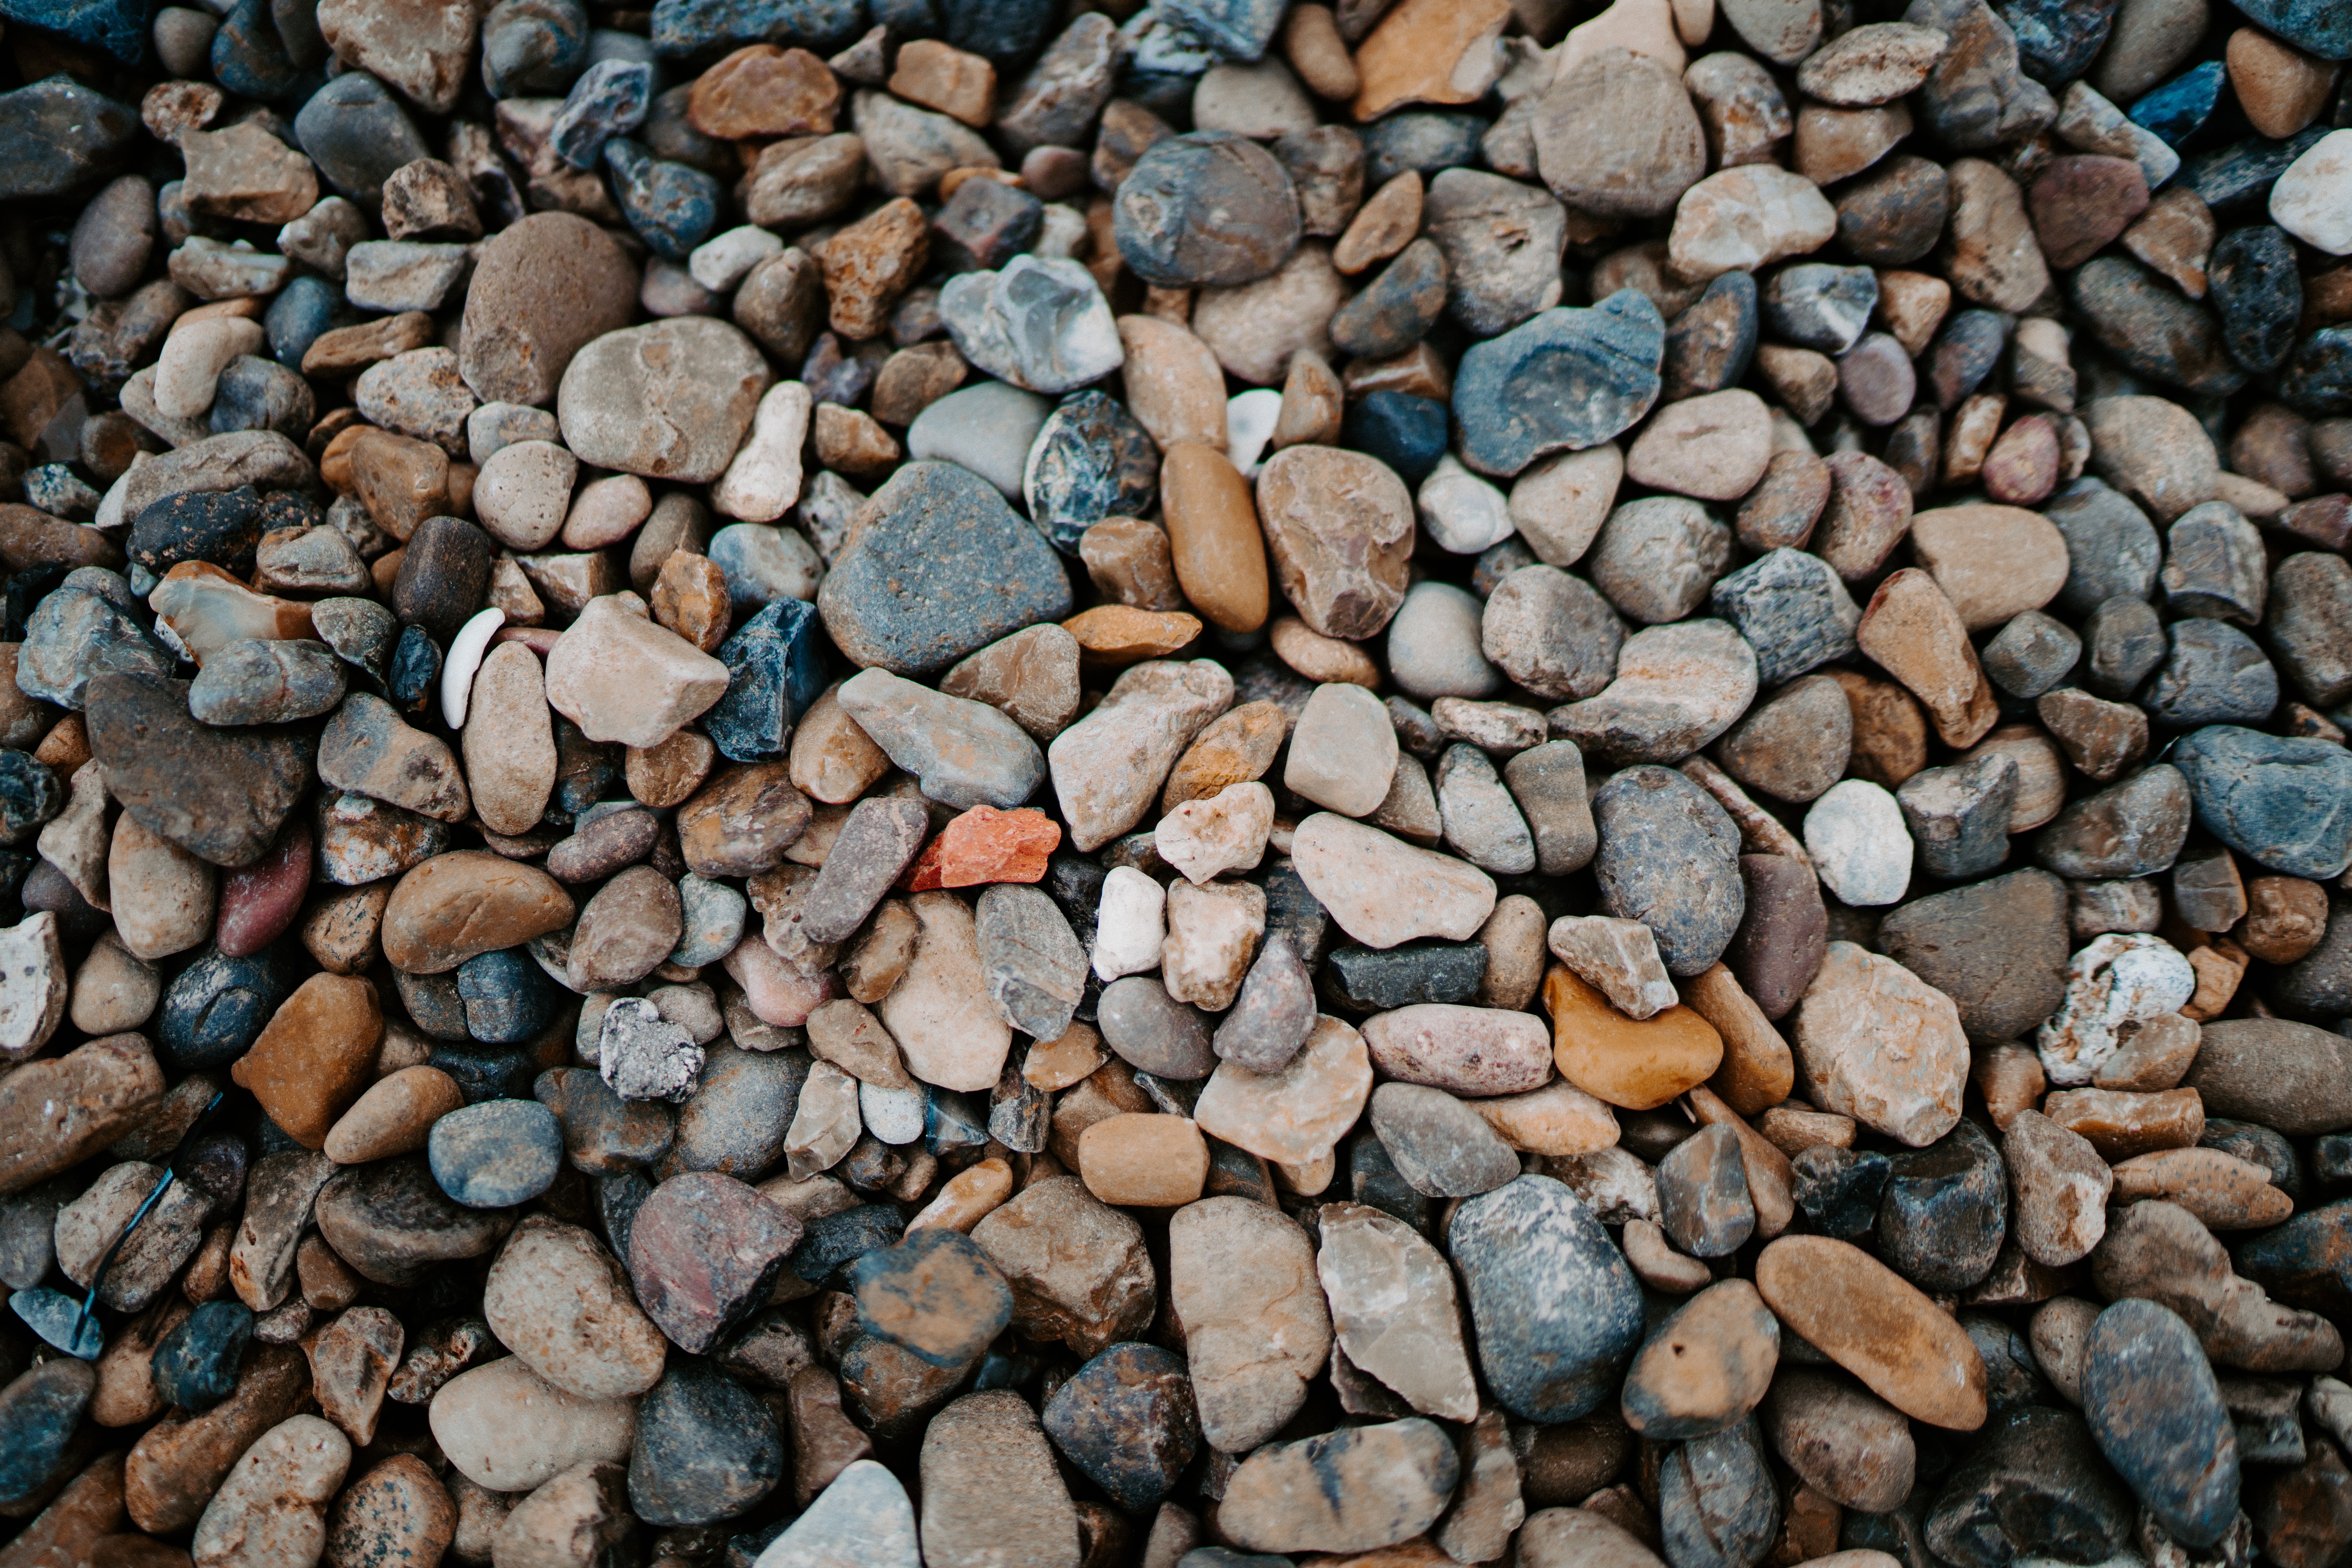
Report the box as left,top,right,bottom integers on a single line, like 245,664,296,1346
2270,128,2352,257
1417,454,1517,554
687,224,785,292
153,316,265,419
442,606,507,730
1803,779,1913,906
2034,932,2198,1087
712,381,813,523
1091,865,1167,981
1225,388,1284,477
860,1080,928,1145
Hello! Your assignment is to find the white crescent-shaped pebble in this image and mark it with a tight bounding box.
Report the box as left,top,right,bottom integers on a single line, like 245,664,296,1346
441,605,508,730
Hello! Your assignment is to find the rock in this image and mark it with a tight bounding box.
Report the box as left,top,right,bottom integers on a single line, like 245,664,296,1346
429,1358,636,1494
1450,1177,1645,1423
2171,726,2352,880
1452,291,1666,479
1755,1235,1987,1428
1792,942,1969,1147
969,1176,1153,1356
1549,620,1759,766
2081,1299,2240,1547
1114,132,1301,288
1590,764,1744,975
627,1172,802,1354
1168,1196,1330,1452
189,1415,350,1568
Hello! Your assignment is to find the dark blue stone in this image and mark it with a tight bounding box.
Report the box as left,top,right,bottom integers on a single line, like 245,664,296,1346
1041,1342,1201,1509
0,78,138,202
2141,618,2277,728
1341,391,1448,486
132,485,265,577
2170,724,2352,879
435,1044,547,1104
210,355,314,440
481,0,590,96
160,945,295,1070
295,72,430,211
265,274,354,368
606,136,721,261
706,598,826,764
2082,1299,2239,1548
2209,225,2302,374
870,0,933,29
1791,1144,1891,1239
1323,942,1486,1010
1359,110,1483,186
428,1098,564,1208
1760,264,1879,354
790,1203,906,1286
1591,766,1743,976
4,567,69,642
629,1361,784,1527
924,1089,989,1156
555,58,652,169
2180,128,2329,211
1024,390,1160,552
1998,0,2115,83
850,1227,1012,1367
799,334,873,407
387,624,441,710
1925,1406,2134,1568
2227,0,2350,59
0,0,152,63
2239,1198,2352,1314
2281,326,2352,419
397,968,470,1040
2127,60,2224,147
1874,1118,2008,1292
1450,1175,1644,1423
151,1300,253,1412
213,0,305,100
0,1361,93,1508
938,0,1054,63
456,947,558,1044
1710,548,1859,687
649,0,865,56
1452,291,1664,479
0,751,61,842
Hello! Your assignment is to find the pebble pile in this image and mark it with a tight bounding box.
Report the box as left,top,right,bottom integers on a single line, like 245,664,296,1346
0,0,2348,1561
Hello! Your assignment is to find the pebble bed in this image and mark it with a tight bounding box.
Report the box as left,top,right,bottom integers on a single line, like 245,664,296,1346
0,0,2348,1564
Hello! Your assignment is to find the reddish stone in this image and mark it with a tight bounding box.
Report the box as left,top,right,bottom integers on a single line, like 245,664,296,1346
686,44,841,139
626,1172,804,1354
2028,155,2149,271
902,805,1062,890
216,818,314,958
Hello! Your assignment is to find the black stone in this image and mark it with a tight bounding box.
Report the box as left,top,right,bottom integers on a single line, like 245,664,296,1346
628,1361,784,1527
789,1203,905,1287
391,516,494,645
1875,1118,2008,1292
0,77,137,200
1340,391,1449,486
151,1300,254,1412
2209,226,2302,374
160,944,297,1069
1023,390,1161,554
386,625,442,711
293,71,430,211
130,485,267,577
1322,942,1486,1011
1040,1341,1200,1512
2141,618,2277,728
1792,1144,1891,1239
1924,1406,2134,1568
2071,256,2248,398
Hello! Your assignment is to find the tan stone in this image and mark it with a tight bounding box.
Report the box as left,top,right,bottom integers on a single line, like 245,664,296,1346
1352,0,1511,120
1791,941,1969,1147
323,1065,460,1164
1161,443,1269,633
381,851,575,973
1754,1236,1988,1430
1193,1014,1374,1165
1857,568,1998,748
1077,1113,1209,1206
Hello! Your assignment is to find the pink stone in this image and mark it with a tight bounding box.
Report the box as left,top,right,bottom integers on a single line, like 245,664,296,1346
721,929,836,1025
216,818,314,957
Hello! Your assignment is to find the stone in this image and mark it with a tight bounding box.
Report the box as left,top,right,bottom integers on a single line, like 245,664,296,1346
2081,1299,2240,1547
189,1415,350,1568
1668,166,1838,282
969,1176,1153,1356
1793,942,1969,1147
1168,1196,1330,1453
1451,1177,1645,1423
428,1358,636,1495
1452,291,1666,479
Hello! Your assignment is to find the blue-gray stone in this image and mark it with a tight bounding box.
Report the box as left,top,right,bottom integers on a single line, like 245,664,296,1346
1449,1175,1644,1423
1660,1417,1780,1568
669,1045,804,1176
1452,291,1665,479
400,971,466,1040
187,637,347,726
628,1360,784,1527
1592,765,1743,976
814,461,1074,677
1925,1406,2136,1568
707,598,826,763
1791,1145,1890,1239
457,947,559,1044
2141,619,2276,728
1998,0,2114,83
1022,391,1159,553
0,1359,93,1507
2227,0,2350,58
791,1203,906,1287
212,0,307,99
1341,391,1449,486
2127,60,2224,146
939,0,1057,64
2045,481,2159,617
1042,1342,1200,1512
1661,269,1758,399
151,1300,254,1412
1657,1123,1753,1258
314,597,401,681
2180,128,2330,211
433,1045,540,1104
2209,225,2301,374
1709,548,1860,688
428,1098,564,1208
0,0,150,63
606,137,719,261
2170,724,2352,880
9,1287,102,1359
1156,0,1283,59
925,1089,990,1157
650,0,866,55
2082,1299,2239,1548
1928,308,2011,409
0,752,61,844
2032,764,2193,879
2072,256,2247,398
387,624,441,710
1113,132,1302,289
295,73,429,211
1874,1117,2007,1292
672,874,747,967
1324,942,1486,1011
1349,1125,1432,1230
161,945,295,1070
2281,326,2352,419
1897,753,2018,880
264,275,354,369
212,355,316,441
1980,609,2080,699
554,57,651,169
1360,111,1485,187
1760,264,1879,355
15,579,174,711
481,0,590,96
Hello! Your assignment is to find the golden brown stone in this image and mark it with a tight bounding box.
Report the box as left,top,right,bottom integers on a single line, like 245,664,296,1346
1544,964,1722,1111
